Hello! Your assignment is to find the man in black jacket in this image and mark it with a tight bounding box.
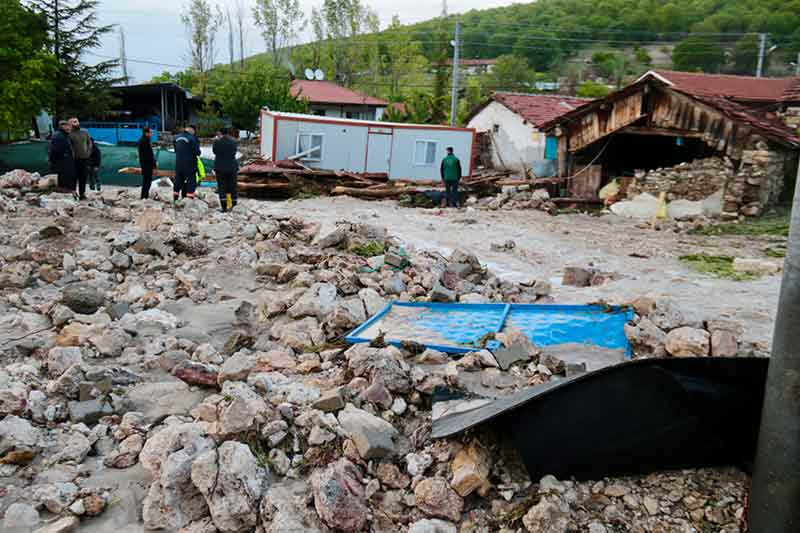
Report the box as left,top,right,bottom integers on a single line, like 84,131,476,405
173,125,201,201
138,128,156,200
88,139,102,192
49,120,74,193
212,128,239,212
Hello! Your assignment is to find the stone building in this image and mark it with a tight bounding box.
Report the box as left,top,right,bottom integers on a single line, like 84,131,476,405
540,70,800,217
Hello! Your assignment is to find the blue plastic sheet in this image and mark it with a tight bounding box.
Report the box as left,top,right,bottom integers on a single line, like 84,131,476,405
346,302,633,356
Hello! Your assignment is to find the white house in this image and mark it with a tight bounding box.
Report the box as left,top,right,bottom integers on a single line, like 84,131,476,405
260,110,475,181
466,92,589,175
290,80,388,121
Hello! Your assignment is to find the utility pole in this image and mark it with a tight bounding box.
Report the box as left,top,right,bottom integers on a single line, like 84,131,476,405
756,33,767,78
450,17,460,127
119,27,129,85
748,164,800,531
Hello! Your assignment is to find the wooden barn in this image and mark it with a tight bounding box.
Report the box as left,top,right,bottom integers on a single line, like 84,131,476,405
540,72,800,216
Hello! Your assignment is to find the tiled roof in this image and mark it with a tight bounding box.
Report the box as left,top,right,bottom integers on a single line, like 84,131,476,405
683,91,800,145
290,80,387,106
444,59,498,66
640,69,800,103
488,92,591,127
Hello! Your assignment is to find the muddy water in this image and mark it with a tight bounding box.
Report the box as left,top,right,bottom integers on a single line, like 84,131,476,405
257,196,780,351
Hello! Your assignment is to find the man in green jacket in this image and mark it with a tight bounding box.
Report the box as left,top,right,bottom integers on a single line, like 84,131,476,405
440,147,463,208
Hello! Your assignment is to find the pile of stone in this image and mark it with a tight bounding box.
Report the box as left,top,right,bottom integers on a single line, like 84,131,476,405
624,295,754,358
468,186,557,213
628,157,732,202
0,175,754,532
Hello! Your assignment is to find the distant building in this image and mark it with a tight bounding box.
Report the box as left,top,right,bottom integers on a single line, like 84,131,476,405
444,58,497,75
290,80,388,121
260,110,475,181
466,92,590,175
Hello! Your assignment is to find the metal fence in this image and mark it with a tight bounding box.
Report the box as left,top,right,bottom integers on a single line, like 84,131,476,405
83,122,158,145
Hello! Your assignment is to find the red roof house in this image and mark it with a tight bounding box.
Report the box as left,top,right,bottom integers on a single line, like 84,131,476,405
638,69,800,105
289,80,388,121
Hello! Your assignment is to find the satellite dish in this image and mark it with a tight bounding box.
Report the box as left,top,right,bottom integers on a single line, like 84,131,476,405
314,69,325,81
304,68,315,80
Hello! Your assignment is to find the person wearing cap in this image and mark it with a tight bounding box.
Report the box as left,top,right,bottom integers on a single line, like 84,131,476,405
440,146,463,208
213,127,239,212
173,125,201,201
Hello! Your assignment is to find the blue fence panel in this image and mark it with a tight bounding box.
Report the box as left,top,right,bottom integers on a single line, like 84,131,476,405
84,122,158,145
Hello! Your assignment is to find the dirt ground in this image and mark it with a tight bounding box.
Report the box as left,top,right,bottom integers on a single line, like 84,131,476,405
260,196,783,352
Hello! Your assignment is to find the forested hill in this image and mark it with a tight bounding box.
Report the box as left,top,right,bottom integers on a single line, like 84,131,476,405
405,0,800,71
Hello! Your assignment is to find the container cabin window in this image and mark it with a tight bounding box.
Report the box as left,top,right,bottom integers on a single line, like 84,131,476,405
414,140,437,166
297,133,323,161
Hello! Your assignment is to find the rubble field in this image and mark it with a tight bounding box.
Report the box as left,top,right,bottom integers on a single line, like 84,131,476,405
0,173,780,533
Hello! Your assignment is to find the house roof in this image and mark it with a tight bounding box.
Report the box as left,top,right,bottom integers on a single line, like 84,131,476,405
540,79,799,147
638,69,800,103
468,92,590,128
262,109,475,132
444,59,497,66
290,80,387,107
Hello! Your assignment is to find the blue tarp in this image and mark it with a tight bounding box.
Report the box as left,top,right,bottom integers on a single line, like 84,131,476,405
346,302,634,356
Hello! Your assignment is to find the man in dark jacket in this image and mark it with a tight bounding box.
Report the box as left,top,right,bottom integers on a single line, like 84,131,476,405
88,139,102,192
173,125,201,201
49,120,74,193
440,147,463,208
68,118,92,200
212,128,239,212
137,128,157,200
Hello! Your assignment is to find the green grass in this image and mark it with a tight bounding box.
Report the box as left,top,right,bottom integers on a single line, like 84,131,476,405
350,241,386,257
692,208,791,237
679,254,756,281
764,246,786,258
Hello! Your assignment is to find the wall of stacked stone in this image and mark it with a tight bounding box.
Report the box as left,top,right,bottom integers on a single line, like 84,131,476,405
627,139,791,217
779,106,800,131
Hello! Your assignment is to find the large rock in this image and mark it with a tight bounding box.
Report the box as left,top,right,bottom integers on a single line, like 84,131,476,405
218,352,256,384
88,328,132,357
192,441,268,532
288,283,339,319
3,502,40,532
409,519,458,533
624,317,667,357
733,258,781,276
337,404,398,460
199,221,233,240
358,288,386,317
172,360,219,388
346,344,411,393
414,477,464,522
562,267,593,287
311,459,368,532
119,309,180,336
665,327,710,357
46,347,83,378
710,329,738,357
61,283,105,314
217,381,268,435
33,482,78,513
522,494,572,533
140,422,216,530
450,443,491,497
327,298,367,330
0,414,41,461
276,317,326,351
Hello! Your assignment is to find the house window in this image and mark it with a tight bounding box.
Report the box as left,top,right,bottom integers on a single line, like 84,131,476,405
414,140,437,166
493,124,500,134
296,133,323,161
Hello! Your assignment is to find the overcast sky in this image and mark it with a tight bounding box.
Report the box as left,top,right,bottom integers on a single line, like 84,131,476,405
94,0,518,83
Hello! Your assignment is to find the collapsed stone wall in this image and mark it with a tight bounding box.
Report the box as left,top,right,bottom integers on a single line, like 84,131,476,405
627,139,791,217
779,106,800,131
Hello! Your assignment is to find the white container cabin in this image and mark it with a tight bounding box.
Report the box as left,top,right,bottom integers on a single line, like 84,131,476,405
260,110,475,181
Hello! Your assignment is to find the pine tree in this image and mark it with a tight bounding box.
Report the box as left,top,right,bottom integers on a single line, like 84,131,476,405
26,0,119,122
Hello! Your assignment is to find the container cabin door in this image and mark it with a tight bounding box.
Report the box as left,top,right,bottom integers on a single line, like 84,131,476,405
366,127,393,174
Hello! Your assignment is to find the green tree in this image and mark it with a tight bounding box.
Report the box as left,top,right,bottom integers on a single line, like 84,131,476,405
253,0,306,66
180,0,223,98
0,0,56,135
217,61,308,132
320,0,377,86
576,80,610,98
730,34,765,75
672,37,726,72
27,0,119,122
481,54,533,92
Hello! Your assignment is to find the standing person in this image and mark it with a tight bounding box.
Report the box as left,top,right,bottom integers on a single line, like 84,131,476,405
173,125,201,201
68,118,92,200
137,127,157,200
49,120,74,193
87,138,102,192
212,127,239,212
440,147,463,208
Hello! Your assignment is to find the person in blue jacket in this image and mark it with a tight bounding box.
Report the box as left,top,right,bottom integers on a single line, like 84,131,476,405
173,125,201,201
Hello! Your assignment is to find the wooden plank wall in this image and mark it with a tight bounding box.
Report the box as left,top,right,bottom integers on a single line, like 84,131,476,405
567,91,644,152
